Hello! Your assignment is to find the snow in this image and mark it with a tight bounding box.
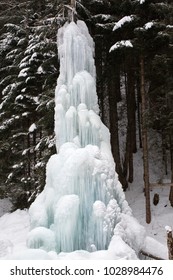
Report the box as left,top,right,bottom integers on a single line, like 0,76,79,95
110,40,133,52
0,201,169,260
125,148,173,248
22,112,28,116
0,210,30,258
144,22,154,30
0,144,171,260
29,123,36,132
165,226,172,233
113,16,135,31
0,198,12,218
37,66,45,74
142,236,167,260
18,67,29,78
138,0,146,4
15,94,23,101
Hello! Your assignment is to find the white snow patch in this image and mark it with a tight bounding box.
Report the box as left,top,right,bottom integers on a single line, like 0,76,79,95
0,198,12,217
113,16,135,31
29,123,36,132
0,210,29,259
37,66,45,74
138,0,146,4
110,40,133,52
18,68,29,78
165,225,172,233
144,22,154,30
142,236,168,260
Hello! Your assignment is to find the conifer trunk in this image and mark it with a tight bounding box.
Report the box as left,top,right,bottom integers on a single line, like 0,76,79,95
162,130,168,175
140,55,151,223
108,56,128,190
136,76,142,148
95,35,105,123
169,133,173,206
127,56,136,182
166,228,173,259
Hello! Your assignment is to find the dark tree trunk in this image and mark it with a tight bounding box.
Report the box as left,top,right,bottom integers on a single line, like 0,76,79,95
108,55,128,190
140,54,151,224
166,228,173,260
136,75,142,149
27,133,31,177
169,133,173,206
127,56,136,183
162,130,168,175
123,55,136,183
95,35,105,123
33,130,37,165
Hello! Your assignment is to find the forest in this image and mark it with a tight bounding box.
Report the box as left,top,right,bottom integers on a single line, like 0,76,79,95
0,0,173,220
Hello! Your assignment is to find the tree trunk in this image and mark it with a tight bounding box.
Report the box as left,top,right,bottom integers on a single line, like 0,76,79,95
166,227,173,260
27,133,31,177
108,55,128,190
169,133,173,206
162,130,168,175
123,55,136,184
95,35,105,123
127,56,136,182
140,54,151,224
136,76,142,148
70,0,76,21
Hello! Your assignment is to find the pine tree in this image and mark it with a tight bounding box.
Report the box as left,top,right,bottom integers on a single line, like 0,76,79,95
0,0,65,208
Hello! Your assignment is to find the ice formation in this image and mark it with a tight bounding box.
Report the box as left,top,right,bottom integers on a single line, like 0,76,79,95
27,20,145,259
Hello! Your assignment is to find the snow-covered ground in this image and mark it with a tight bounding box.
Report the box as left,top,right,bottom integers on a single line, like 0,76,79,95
0,198,12,218
0,135,172,260
126,143,173,247
0,154,171,260
0,110,172,260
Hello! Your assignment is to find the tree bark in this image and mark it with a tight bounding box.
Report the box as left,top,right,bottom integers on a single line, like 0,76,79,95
136,76,142,148
108,55,128,190
123,55,136,184
169,133,173,206
162,130,168,175
140,54,151,224
166,228,173,260
70,0,76,21
127,56,136,182
95,35,105,123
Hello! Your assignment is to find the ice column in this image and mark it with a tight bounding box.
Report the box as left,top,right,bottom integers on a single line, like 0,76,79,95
28,20,144,256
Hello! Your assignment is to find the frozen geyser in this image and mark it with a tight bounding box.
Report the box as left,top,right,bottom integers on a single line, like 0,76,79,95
27,20,145,259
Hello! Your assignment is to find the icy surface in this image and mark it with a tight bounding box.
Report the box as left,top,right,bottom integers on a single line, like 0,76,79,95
14,20,145,259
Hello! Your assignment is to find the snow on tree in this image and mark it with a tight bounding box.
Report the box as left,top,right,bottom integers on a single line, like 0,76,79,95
24,19,146,260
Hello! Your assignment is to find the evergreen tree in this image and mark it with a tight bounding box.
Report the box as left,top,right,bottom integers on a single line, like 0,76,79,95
110,0,173,215
0,0,65,208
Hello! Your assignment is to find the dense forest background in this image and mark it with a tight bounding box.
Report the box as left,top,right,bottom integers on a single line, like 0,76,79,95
0,0,172,212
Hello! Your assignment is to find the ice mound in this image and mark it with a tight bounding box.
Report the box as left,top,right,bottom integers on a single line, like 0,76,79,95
26,20,145,259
